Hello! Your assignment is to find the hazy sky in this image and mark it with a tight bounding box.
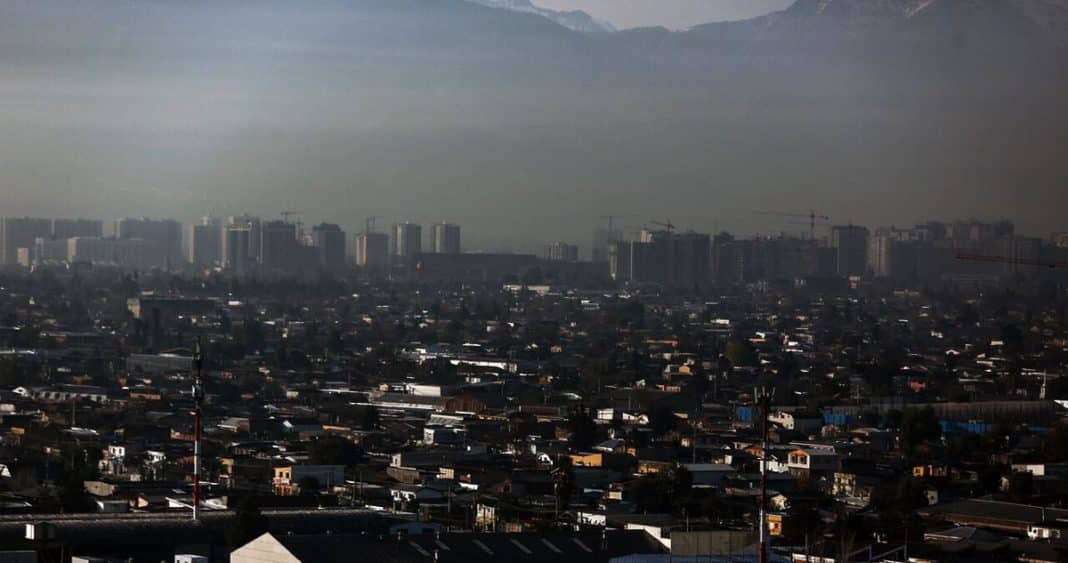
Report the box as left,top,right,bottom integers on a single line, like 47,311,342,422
535,0,794,29
0,0,1064,253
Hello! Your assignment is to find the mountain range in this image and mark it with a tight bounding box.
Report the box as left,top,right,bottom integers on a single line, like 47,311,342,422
465,0,614,32
468,0,1068,53
0,0,1065,244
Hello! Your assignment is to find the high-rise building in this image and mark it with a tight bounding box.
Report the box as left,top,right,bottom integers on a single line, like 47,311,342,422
431,223,461,254
32,237,69,264
868,232,894,279
67,237,167,270
227,215,262,263
356,232,389,269
0,217,52,267
0,217,52,265
831,225,870,277
223,226,251,275
667,232,711,288
260,221,299,271
593,227,623,263
608,240,631,282
186,218,222,268
711,233,745,286
748,236,815,282
52,218,103,240
115,218,183,270
311,223,346,272
994,236,1043,277
611,230,710,288
544,242,579,262
948,219,1014,242
392,222,422,258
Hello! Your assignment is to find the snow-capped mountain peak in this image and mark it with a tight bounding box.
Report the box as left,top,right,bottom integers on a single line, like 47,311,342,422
465,0,616,33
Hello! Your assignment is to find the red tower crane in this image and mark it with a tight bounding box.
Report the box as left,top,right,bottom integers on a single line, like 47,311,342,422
754,210,830,241
956,253,1068,269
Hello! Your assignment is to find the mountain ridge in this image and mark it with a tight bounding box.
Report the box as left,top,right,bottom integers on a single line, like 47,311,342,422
682,0,1068,49
0,0,1065,241
463,0,614,32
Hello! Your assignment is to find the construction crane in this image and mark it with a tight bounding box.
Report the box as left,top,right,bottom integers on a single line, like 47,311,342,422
956,253,1068,269
650,219,676,233
280,210,301,223
754,210,829,241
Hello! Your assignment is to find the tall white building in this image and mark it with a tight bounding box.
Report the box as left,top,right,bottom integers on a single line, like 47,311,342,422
52,218,103,240
431,223,461,254
392,222,422,258
223,226,251,275
544,241,579,262
186,218,222,268
0,217,52,265
356,232,389,269
311,223,346,272
831,225,870,277
115,218,182,270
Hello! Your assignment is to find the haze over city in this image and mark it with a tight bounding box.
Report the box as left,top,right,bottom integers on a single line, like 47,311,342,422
1,0,1065,252
4,2,1068,562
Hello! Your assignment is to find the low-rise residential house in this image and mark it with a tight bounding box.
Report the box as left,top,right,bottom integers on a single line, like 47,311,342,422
389,484,445,507
1028,520,1068,541
13,384,109,404
787,449,840,479
768,411,824,434
423,425,466,445
682,463,736,487
832,471,882,503
273,465,345,495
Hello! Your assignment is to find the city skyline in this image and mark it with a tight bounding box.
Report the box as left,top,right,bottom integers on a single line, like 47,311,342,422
7,235,1066,559
2,0,1065,247
5,214,1066,288
0,211,1057,258
1,1,1067,558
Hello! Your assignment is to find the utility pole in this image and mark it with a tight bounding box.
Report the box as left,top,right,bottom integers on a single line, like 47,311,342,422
192,341,204,521
755,386,773,563
692,424,697,464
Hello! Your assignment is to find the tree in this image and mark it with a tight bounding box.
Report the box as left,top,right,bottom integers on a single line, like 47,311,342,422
226,498,268,548
858,409,880,427
56,444,94,513
298,476,321,494
649,406,677,436
669,465,693,511
309,436,363,467
1006,472,1034,502
1046,423,1068,460
725,338,756,367
885,409,903,430
618,300,644,328
871,476,927,514
567,406,598,451
629,465,693,515
359,405,380,430
554,457,574,516
899,407,941,456
57,473,90,513
631,476,668,513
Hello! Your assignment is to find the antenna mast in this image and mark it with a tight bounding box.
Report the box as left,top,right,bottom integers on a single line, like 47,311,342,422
755,386,773,563
192,342,204,521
